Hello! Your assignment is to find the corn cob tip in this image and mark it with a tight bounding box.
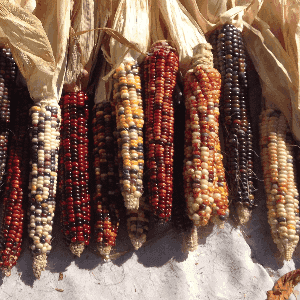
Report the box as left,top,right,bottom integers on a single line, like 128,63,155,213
97,245,112,261
32,254,47,279
182,226,198,253
2,268,11,277
129,233,147,250
236,204,251,225
69,243,85,257
211,215,225,229
278,242,297,261
124,194,140,211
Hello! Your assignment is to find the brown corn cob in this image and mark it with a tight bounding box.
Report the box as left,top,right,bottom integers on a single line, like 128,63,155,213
0,89,31,276
209,23,255,224
143,41,179,222
92,101,122,259
59,92,91,257
0,47,16,188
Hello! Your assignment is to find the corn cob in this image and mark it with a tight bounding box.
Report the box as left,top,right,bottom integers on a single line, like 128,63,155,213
183,44,229,229
143,41,179,222
0,89,31,276
28,102,61,278
92,101,122,259
59,92,91,257
112,57,144,211
127,195,150,250
0,47,16,188
209,23,255,224
260,109,300,260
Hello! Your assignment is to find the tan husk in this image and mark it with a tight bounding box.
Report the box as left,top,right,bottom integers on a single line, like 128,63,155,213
158,0,207,75
103,0,150,73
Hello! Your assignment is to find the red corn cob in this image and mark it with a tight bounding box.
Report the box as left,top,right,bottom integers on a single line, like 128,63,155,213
0,89,31,276
92,101,122,259
59,91,91,256
143,40,179,222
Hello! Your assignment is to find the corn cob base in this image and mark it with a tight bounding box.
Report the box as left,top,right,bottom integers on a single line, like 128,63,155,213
28,102,61,278
182,225,198,253
260,109,300,260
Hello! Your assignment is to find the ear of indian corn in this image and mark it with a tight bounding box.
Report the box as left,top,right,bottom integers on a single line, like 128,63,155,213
92,101,122,259
0,47,17,188
260,109,300,260
28,102,61,278
112,57,144,211
0,88,31,276
59,91,91,257
183,44,229,229
209,23,255,224
143,41,179,222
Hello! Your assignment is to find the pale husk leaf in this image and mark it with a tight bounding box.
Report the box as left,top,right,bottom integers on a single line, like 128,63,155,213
0,0,58,103
106,0,150,69
158,0,207,74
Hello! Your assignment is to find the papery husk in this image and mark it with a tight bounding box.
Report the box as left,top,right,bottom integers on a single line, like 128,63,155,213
64,0,94,92
0,0,58,104
103,0,150,74
158,0,207,75
94,60,112,104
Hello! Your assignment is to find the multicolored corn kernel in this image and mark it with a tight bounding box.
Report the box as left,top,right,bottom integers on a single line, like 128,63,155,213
92,101,121,259
127,196,150,250
0,47,17,187
28,102,61,278
59,92,91,257
260,109,300,260
143,41,179,222
0,89,31,276
183,44,229,229
112,57,144,211
210,23,255,224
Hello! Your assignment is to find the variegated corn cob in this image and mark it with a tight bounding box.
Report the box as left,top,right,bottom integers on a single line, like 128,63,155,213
260,109,300,260
0,89,31,276
112,57,144,211
143,41,179,222
127,195,150,250
0,47,16,187
183,44,229,230
209,24,255,224
59,92,91,257
28,102,60,278
92,101,122,259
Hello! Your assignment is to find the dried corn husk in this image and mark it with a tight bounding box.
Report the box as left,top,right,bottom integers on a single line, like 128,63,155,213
63,0,94,92
158,0,207,75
